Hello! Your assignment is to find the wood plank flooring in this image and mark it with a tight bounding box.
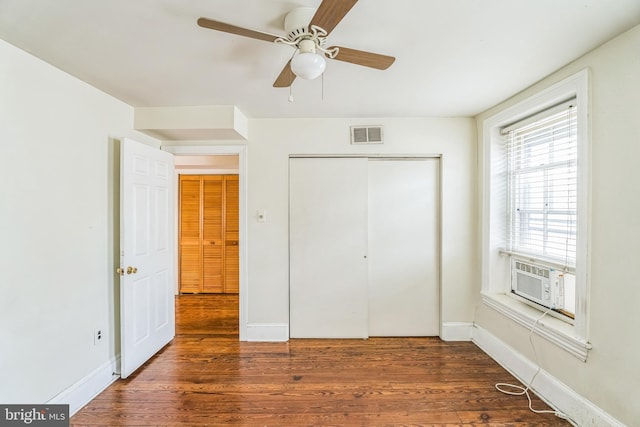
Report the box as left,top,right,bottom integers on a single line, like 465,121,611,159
71,295,569,426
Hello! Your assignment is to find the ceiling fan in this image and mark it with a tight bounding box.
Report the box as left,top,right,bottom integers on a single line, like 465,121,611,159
197,0,395,88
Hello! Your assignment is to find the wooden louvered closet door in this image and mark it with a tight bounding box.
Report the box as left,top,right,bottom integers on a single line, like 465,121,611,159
224,176,239,293
202,176,224,292
179,176,202,293
179,175,239,294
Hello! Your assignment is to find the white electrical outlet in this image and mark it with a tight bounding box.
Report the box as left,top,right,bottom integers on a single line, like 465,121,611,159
94,328,104,345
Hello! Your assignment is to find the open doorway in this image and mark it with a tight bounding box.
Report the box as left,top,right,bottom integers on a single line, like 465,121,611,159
174,154,240,337
163,144,247,341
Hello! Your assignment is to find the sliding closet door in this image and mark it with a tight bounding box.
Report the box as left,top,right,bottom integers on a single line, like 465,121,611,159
367,159,440,336
289,157,369,338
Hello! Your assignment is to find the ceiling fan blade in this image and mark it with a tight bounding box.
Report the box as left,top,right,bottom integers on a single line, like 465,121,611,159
309,0,358,35
273,60,297,88
329,46,396,70
197,17,281,43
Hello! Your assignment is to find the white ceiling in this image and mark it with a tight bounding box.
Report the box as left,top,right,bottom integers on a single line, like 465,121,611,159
1,0,639,119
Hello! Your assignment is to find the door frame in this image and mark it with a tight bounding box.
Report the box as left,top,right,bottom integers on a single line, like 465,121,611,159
163,145,248,341
288,154,443,338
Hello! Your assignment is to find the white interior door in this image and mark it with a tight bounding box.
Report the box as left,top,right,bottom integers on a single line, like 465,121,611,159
120,138,175,378
289,157,369,338
367,158,440,336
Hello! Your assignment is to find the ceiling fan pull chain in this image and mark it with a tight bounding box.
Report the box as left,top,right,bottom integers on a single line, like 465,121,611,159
288,63,295,103
288,50,296,102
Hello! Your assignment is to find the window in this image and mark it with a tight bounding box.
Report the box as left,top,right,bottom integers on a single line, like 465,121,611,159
481,70,590,360
503,100,577,316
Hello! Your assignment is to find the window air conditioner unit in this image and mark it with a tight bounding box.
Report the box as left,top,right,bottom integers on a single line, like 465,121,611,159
511,259,564,310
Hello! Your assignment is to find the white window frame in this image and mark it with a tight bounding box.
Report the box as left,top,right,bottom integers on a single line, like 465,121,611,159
480,69,591,361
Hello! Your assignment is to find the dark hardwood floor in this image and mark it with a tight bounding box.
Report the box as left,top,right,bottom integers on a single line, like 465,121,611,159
71,294,569,426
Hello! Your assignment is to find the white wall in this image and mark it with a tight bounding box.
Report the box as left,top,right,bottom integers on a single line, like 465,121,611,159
0,39,158,404
475,24,640,425
246,118,477,329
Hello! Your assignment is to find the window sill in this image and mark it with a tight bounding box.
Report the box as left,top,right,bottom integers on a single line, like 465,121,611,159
481,292,591,361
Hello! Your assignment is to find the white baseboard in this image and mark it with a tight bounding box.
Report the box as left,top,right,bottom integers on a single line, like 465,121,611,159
246,322,475,342
440,322,474,341
48,356,120,416
472,325,624,427
245,323,289,342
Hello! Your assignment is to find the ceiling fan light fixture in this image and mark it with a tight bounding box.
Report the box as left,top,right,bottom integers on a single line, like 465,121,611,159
291,51,326,80
197,0,396,88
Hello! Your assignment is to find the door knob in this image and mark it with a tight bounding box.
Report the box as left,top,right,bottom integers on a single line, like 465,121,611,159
116,267,125,276
127,266,138,274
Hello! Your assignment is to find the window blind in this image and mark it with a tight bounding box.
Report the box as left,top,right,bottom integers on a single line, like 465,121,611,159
505,99,577,268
